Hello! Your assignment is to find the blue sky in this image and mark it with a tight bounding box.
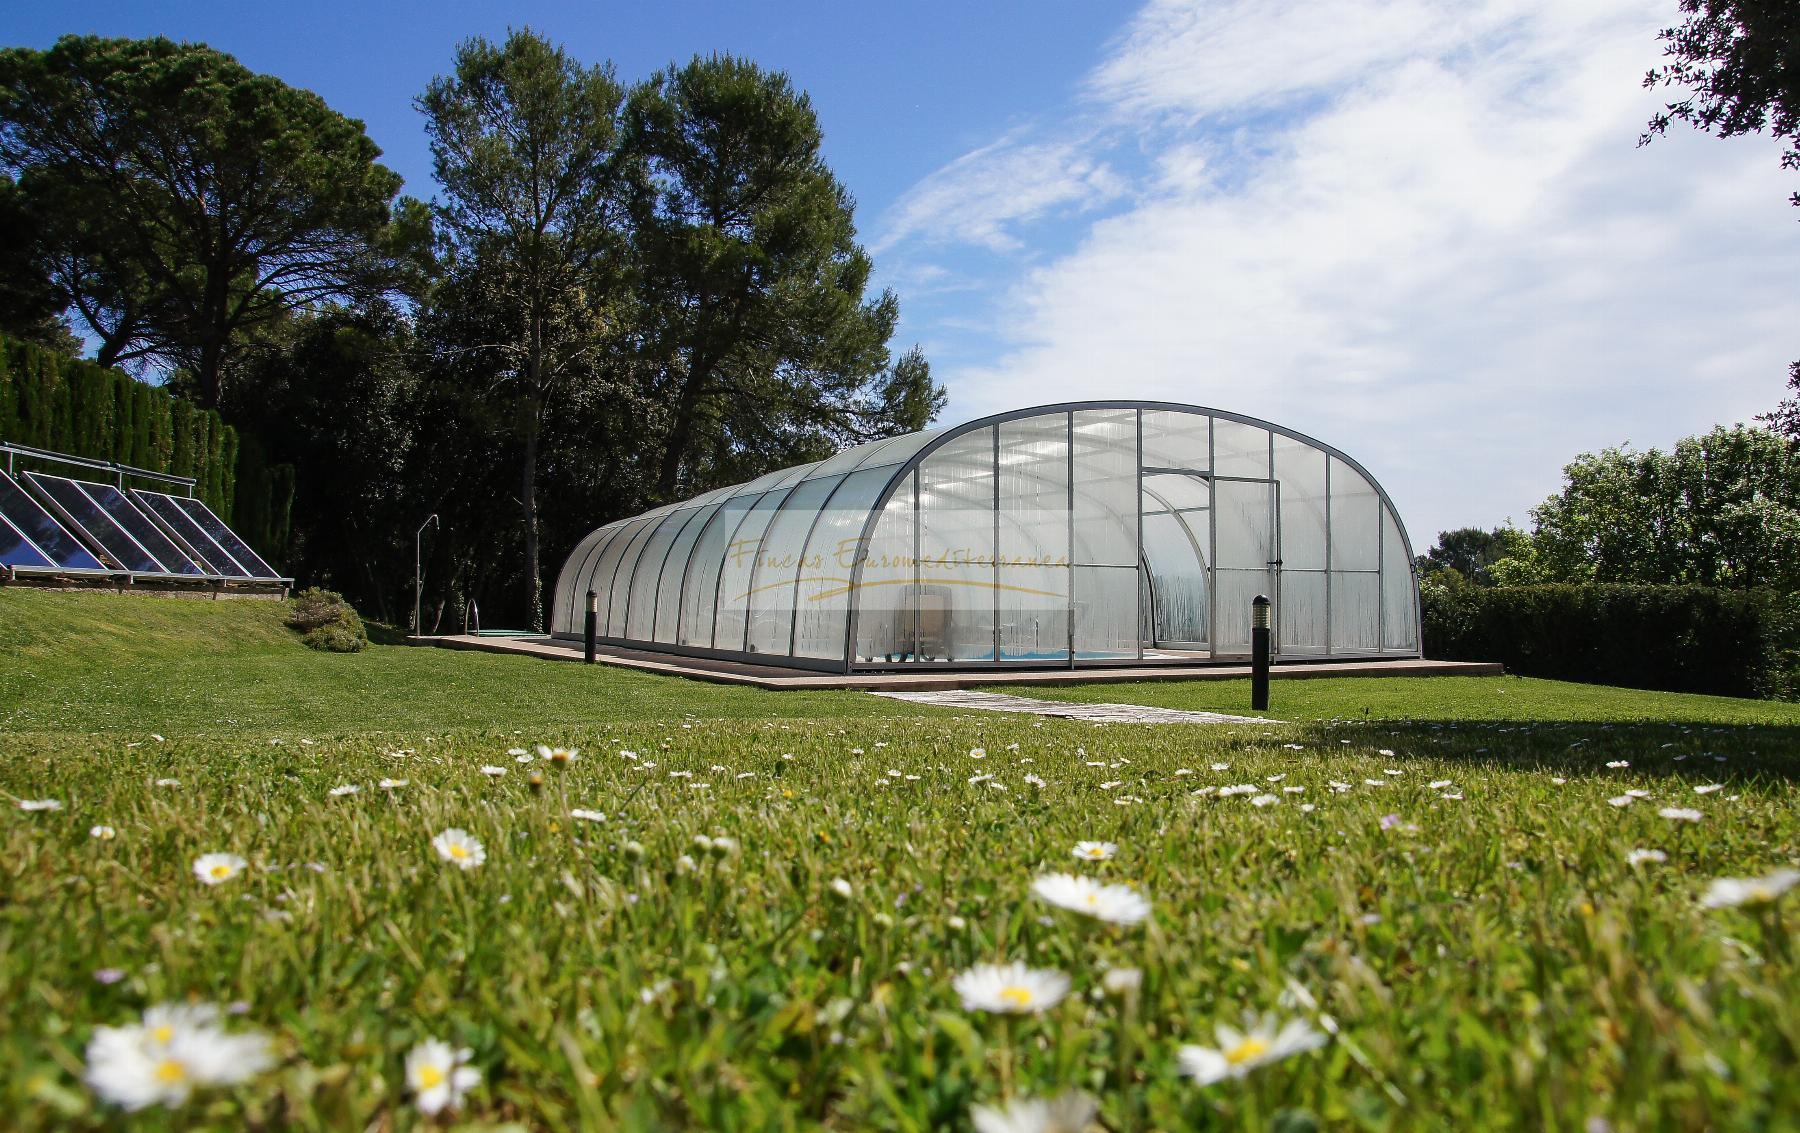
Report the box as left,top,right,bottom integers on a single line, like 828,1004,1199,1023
7,1,1799,547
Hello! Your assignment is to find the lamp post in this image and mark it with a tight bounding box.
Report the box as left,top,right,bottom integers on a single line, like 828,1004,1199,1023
1251,594,1271,711
413,513,438,637
584,589,598,663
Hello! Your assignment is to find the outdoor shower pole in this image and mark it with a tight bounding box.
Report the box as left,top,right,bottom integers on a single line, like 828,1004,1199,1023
413,513,438,637
1251,594,1271,711
585,590,598,663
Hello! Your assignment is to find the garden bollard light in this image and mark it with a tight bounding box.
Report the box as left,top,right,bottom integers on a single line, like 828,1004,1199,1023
1251,594,1271,711
585,590,598,664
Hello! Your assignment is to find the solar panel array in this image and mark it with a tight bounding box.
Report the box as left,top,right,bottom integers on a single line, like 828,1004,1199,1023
0,469,285,582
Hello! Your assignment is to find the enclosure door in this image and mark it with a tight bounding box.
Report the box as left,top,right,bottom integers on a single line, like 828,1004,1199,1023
1139,472,1210,649
1211,477,1279,658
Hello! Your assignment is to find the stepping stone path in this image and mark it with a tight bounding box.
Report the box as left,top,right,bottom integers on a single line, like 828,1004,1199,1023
871,689,1274,724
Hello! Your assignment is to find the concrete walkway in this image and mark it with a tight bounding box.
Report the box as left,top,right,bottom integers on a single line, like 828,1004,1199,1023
870,689,1273,724
408,634,1502,692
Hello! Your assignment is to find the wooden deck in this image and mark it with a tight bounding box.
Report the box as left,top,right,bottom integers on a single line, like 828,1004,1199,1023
407,634,1504,691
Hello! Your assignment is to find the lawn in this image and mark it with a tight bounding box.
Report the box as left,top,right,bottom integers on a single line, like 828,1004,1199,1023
2,589,1797,1131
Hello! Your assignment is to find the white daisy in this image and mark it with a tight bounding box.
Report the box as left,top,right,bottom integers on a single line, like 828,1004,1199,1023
480,765,506,777
1210,762,1230,771
1250,794,1279,807
1101,967,1142,995
1659,807,1703,822
829,878,854,900
1030,873,1151,925
328,784,358,797
971,1090,1098,1133
1428,780,1453,790
90,824,117,840
431,828,486,869
1626,849,1667,866
536,744,579,765
1071,841,1117,862
406,1038,480,1115
952,962,1071,1014
1607,796,1634,808
1693,784,1725,795
378,778,408,790
192,853,247,885
1178,1013,1328,1085
84,1003,272,1111
568,809,606,823
1700,868,1799,909
1606,761,1629,769
155,778,180,788
18,798,62,811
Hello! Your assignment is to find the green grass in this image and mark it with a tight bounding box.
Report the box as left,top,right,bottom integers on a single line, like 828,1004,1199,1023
3,588,1797,1131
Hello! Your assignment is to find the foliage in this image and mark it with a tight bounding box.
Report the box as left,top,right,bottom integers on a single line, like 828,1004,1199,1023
625,54,944,500
1,588,1798,1130
1422,583,1800,699
0,332,238,515
285,586,368,653
1415,525,1534,587
1530,426,1800,591
0,35,419,405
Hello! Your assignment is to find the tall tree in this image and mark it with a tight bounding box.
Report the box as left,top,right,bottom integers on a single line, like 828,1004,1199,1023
0,35,410,405
625,54,943,501
419,28,635,632
1641,2,1800,434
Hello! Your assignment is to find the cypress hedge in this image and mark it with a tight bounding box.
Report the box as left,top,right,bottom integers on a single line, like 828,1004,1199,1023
1423,583,1800,699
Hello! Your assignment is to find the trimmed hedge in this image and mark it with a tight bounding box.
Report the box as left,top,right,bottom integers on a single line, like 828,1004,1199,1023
287,587,368,653
1423,583,1799,699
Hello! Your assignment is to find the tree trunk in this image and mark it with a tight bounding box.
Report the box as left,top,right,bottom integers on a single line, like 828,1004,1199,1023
656,360,710,500
522,315,545,631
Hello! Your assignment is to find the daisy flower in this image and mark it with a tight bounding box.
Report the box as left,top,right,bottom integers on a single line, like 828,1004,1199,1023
1626,848,1667,866
378,778,408,790
971,1090,1098,1133
1659,807,1703,823
1071,841,1117,862
1249,794,1279,807
1700,868,1799,909
406,1038,480,1115
18,798,61,811
84,1003,272,1111
829,878,854,900
1606,760,1629,769
1693,784,1724,795
536,745,579,765
1178,1013,1327,1085
480,765,506,777
953,962,1071,1014
1030,873,1151,925
569,809,606,823
1101,967,1142,995
1607,796,1634,808
328,784,358,797
90,825,117,840
431,829,486,870
192,853,247,885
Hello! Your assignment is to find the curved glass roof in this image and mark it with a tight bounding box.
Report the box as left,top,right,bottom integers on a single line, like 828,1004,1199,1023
552,402,1419,671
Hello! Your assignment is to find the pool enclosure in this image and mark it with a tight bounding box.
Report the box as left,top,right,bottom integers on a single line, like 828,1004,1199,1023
551,402,1419,672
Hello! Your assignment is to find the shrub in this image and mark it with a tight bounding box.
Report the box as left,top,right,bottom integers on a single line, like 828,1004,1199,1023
287,587,368,654
1423,583,1799,699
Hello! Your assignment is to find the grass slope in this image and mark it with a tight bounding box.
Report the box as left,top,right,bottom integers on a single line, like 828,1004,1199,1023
2,588,1796,1131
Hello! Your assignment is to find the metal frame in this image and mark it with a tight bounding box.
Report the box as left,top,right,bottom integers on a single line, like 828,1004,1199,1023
553,400,1422,674
2,440,196,494
24,471,192,580
0,471,110,575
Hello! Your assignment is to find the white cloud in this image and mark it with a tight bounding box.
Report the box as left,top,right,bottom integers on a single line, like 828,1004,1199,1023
877,0,1800,543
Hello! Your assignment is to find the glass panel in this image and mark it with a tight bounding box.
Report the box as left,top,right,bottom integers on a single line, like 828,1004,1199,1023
0,512,54,568
714,488,792,651
1279,569,1328,653
1274,436,1328,571
171,496,280,578
1071,409,1136,566
679,495,758,647
0,472,104,571
1141,409,1210,471
808,436,894,479
919,566,996,661
625,508,696,642
918,426,995,568
1214,569,1268,655
132,490,248,578
769,461,823,489
27,473,160,573
1381,508,1417,651
998,414,1069,568
1330,457,1380,571
852,475,917,663
747,475,844,657
556,523,625,634
1141,508,1208,645
1331,572,1381,653
1215,479,1272,570
85,482,205,575
852,428,944,471
604,513,666,636
655,501,726,644
1140,472,1209,513
1213,420,1270,479
1072,565,1138,659
793,467,894,660
998,563,1069,661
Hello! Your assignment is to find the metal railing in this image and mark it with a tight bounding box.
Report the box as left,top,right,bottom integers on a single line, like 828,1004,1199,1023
0,440,196,494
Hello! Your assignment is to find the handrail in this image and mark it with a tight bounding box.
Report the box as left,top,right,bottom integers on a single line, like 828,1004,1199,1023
463,599,480,635
1,440,197,494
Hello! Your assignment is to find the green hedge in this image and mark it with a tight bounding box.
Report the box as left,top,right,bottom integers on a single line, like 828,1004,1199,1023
0,335,235,514
1423,583,1800,699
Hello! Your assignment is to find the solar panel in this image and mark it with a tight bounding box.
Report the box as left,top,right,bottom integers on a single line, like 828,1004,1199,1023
77,480,208,576
0,509,55,569
0,471,107,571
23,472,164,574
170,495,282,580
130,489,250,578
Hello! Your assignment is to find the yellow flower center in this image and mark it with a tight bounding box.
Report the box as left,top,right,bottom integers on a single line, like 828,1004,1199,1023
155,1059,187,1084
1085,849,1104,858
999,986,1034,1008
151,1025,174,1044
447,844,469,859
1084,894,1099,906
1225,1037,1270,1065
1748,885,1772,902
417,1064,445,1090
210,865,232,879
